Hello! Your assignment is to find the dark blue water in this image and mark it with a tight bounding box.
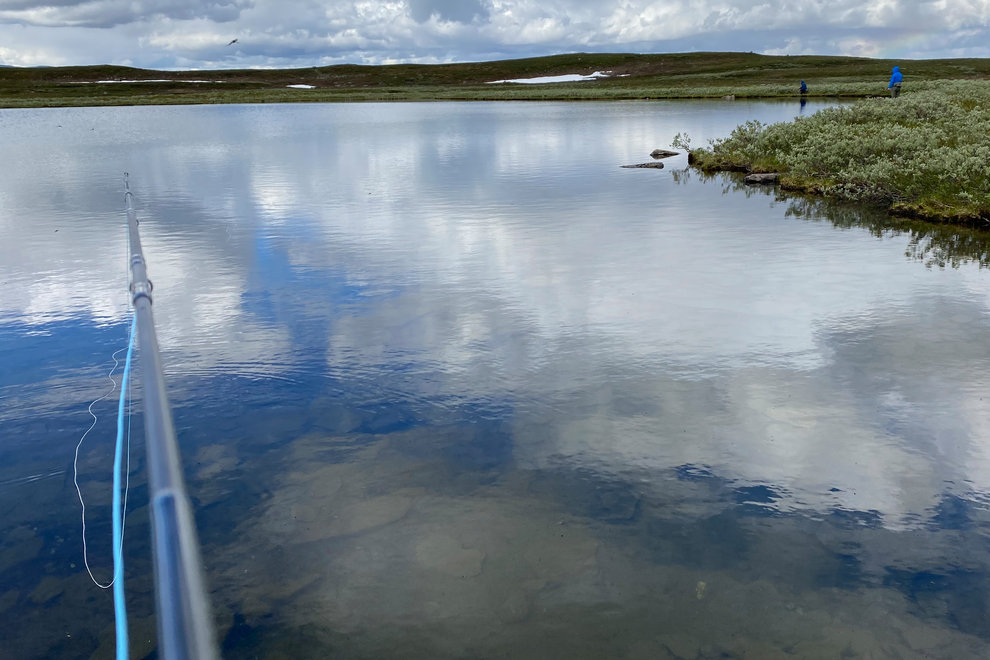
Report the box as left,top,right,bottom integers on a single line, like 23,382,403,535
2,101,990,659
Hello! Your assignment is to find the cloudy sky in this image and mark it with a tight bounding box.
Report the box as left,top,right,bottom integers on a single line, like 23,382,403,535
0,0,988,70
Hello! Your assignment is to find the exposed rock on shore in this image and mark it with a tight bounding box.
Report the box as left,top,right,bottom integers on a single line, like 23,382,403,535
621,162,664,169
744,173,780,185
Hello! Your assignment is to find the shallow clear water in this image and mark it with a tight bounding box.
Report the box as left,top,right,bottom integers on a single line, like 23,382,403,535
3,100,990,659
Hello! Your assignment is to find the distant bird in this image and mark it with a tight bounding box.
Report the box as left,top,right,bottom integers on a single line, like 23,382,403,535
226,39,238,46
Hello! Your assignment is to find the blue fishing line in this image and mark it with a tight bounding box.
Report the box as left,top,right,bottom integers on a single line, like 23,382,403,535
112,311,137,660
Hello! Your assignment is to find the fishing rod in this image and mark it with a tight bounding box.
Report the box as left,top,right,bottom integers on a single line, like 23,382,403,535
125,174,219,660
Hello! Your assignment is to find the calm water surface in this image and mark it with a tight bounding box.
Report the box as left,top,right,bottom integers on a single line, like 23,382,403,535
2,101,990,659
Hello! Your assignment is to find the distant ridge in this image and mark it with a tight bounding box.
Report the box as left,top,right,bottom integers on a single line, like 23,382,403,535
1,52,988,107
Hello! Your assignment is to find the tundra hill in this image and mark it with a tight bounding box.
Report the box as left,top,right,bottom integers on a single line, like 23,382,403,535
2,52,989,107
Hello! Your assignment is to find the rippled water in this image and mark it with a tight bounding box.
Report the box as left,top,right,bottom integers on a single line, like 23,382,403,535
3,100,990,659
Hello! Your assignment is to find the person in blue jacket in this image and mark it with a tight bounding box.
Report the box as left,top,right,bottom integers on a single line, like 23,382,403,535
800,80,807,94
888,66,903,97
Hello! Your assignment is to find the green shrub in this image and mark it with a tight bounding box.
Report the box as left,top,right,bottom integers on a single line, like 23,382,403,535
687,80,990,223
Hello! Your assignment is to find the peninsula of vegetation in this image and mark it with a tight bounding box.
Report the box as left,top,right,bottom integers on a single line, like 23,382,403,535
3,52,990,108
684,80,990,226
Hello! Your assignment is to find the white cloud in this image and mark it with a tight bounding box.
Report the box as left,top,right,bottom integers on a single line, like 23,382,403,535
0,43,66,66
762,38,817,56
0,0,989,68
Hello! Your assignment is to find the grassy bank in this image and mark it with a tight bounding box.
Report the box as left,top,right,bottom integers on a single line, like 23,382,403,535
2,52,990,108
685,80,990,226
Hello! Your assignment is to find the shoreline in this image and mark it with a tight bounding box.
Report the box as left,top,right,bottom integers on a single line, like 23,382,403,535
684,80,990,231
702,167,990,231
0,89,868,109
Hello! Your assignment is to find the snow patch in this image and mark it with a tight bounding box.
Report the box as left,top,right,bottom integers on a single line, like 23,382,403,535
487,71,612,84
71,79,224,84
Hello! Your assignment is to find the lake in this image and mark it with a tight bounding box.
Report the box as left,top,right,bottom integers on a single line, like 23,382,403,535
2,100,990,659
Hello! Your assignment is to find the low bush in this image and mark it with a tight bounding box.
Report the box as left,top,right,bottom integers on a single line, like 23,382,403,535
687,81,990,224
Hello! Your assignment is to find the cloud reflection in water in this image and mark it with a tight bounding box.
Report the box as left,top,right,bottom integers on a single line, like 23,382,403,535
3,101,990,658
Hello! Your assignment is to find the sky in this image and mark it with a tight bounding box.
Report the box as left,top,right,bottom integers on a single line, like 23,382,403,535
0,0,988,70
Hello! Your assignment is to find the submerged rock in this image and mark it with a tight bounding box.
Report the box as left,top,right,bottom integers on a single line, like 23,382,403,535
28,577,64,605
744,173,780,185
621,162,664,169
650,149,679,159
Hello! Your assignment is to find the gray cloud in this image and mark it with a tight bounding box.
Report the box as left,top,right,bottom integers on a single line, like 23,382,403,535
408,0,488,24
0,0,988,68
0,0,251,28
0,0,85,9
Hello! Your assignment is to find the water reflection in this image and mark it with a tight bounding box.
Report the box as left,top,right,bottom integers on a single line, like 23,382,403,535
784,197,990,270
2,101,990,658
208,427,990,658
674,168,990,269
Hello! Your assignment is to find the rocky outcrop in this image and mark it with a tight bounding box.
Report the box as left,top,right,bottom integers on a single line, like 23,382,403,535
621,162,664,169
650,149,679,159
744,173,780,185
